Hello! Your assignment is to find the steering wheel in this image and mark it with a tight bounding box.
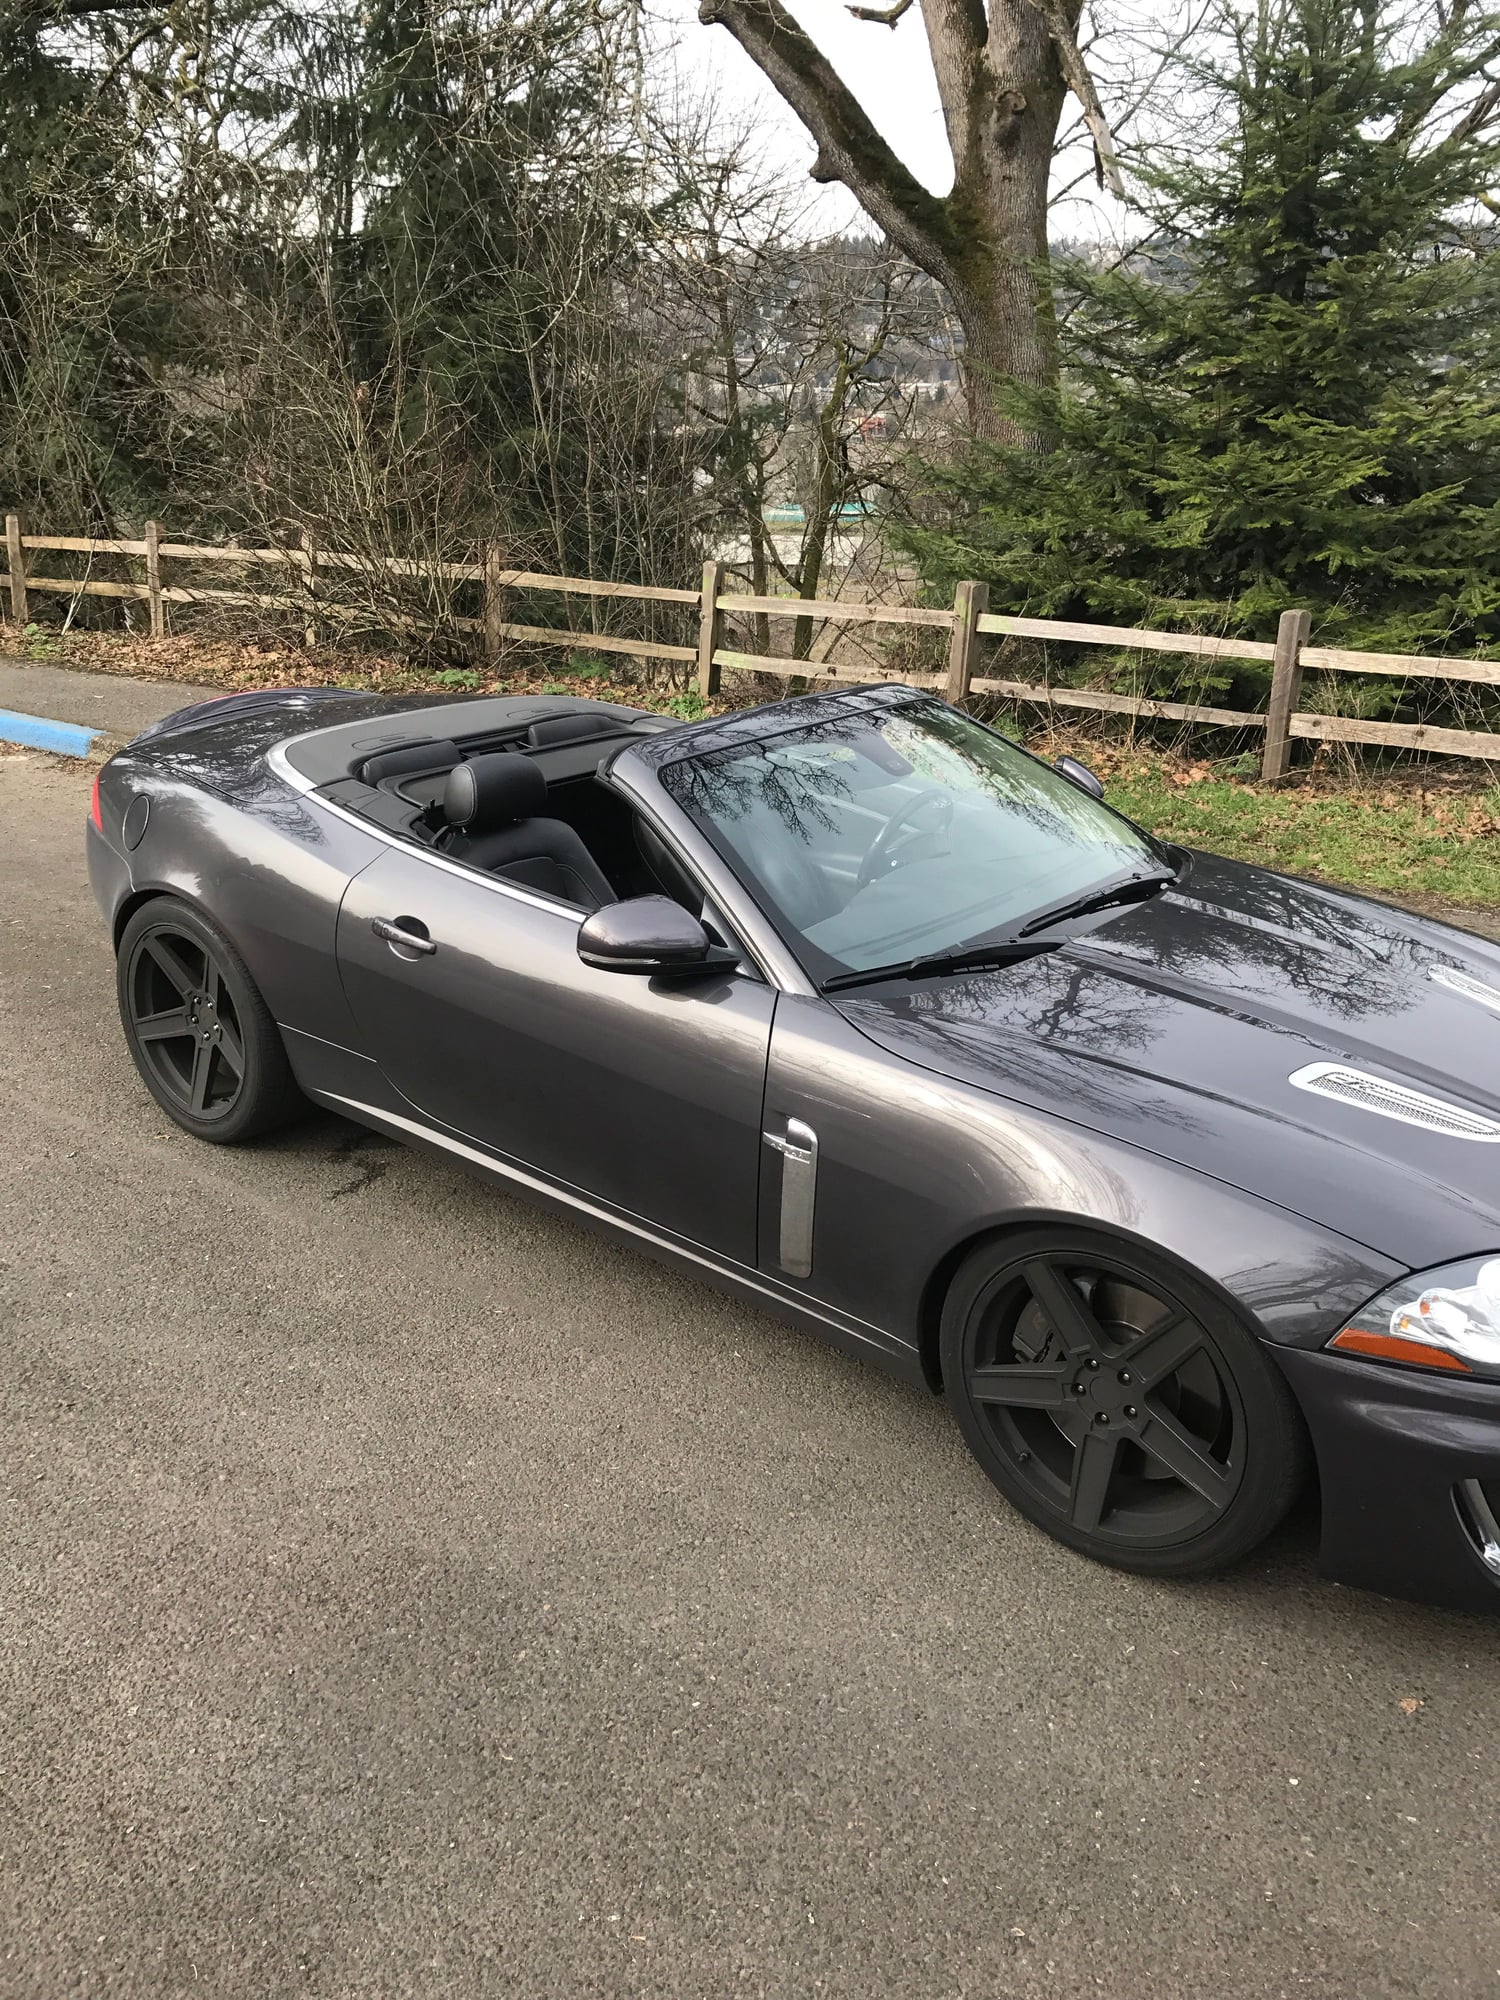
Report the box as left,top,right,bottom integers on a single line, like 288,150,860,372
855,788,955,892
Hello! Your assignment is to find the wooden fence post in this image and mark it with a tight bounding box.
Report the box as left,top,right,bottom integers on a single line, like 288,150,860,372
1261,607,1311,783
5,513,27,626
697,558,725,700
482,542,507,666
144,518,164,639
946,579,988,705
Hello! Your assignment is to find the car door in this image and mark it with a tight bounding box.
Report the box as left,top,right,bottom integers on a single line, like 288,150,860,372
334,845,775,1266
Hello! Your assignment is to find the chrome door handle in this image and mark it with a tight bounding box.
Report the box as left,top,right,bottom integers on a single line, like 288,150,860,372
371,917,436,955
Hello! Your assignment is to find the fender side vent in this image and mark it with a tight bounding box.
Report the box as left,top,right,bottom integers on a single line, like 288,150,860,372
1289,1062,1500,1142
1430,965,1500,1015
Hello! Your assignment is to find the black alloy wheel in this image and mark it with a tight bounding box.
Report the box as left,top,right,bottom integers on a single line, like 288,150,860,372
941,1229,1308,1577
117,897,303,1143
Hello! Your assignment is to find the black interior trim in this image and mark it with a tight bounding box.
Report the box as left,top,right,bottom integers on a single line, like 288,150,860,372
635,818,703,913
285,695,660,789
525,713,627,750
318,778,425,837
358,737,460,786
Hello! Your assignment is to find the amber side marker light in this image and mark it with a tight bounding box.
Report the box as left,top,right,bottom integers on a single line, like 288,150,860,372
89,771,102,830
1328,1327,1473,1373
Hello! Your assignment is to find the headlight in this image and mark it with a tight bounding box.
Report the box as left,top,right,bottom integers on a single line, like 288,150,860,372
1329,1257,1500,1377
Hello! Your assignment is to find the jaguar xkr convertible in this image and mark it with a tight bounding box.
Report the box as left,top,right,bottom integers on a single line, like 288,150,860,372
86,682,1500,1610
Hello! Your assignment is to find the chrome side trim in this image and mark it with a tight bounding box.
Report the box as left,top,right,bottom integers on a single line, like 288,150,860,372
1430,965,1500,1016
314,1090,897,1356
1288,1061,1500,1142
765,1118,818,1279
1456,1478,1500,1577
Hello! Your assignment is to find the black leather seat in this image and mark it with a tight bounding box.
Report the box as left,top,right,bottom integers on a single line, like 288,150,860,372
442,754,615,911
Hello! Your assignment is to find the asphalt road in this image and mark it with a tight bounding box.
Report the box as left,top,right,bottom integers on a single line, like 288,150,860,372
0,659,217,748
3,748,1500,2000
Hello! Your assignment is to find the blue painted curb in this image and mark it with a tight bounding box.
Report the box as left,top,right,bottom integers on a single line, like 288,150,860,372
0,707,102,757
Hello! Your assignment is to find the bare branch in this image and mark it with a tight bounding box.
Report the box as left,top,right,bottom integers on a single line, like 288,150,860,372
89,15,170,102
846,0,913,23
26,0,159,14
1446,74,1500,146
697,0,955,279
1036,0,1126,202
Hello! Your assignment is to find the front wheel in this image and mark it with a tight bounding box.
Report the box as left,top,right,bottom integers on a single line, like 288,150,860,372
117,896,305,1144
941,1228,1309,1578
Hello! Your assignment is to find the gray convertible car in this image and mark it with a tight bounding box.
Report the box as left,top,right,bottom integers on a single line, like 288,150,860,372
87,682,1500,1610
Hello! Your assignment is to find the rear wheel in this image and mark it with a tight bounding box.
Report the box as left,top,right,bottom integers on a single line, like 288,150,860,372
941,1228,1308,1577
117,897,304,1143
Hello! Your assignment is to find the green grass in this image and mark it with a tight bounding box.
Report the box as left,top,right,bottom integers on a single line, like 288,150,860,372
21,622,61,659
1108,763,1500,907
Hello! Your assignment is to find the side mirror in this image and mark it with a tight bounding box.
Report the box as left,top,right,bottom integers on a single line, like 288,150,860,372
578,895,733,978
1055,755,1105,800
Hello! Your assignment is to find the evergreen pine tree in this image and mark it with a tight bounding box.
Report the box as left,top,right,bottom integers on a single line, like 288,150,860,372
901,0,1500,696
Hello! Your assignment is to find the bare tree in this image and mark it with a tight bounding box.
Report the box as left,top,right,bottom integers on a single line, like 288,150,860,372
636,110,952,659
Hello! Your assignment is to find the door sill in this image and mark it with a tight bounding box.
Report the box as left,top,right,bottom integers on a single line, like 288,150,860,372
312,1088,916,1375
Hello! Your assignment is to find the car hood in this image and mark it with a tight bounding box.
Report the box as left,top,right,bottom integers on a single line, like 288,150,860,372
833,851,1500,1269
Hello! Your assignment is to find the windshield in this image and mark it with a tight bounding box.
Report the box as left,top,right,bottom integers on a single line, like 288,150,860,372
660,699,1166,980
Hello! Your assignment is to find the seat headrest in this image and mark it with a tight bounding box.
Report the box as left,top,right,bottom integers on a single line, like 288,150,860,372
444,752,547,830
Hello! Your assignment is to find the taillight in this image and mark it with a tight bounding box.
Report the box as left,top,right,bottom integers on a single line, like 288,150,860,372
89,771,103,830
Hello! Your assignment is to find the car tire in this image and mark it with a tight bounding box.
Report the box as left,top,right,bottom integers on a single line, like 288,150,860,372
116,896,305,1144
940,1227,1310,1578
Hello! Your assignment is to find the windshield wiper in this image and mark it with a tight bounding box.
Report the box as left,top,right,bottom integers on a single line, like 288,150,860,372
819,868,1179,994
1016,867,1177,939
820,938,1055,994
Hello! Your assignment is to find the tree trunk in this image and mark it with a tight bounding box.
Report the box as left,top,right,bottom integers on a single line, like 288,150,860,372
937,8,1068,442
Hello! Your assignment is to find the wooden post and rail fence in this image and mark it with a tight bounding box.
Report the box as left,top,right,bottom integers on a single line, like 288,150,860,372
6,511,1500,777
